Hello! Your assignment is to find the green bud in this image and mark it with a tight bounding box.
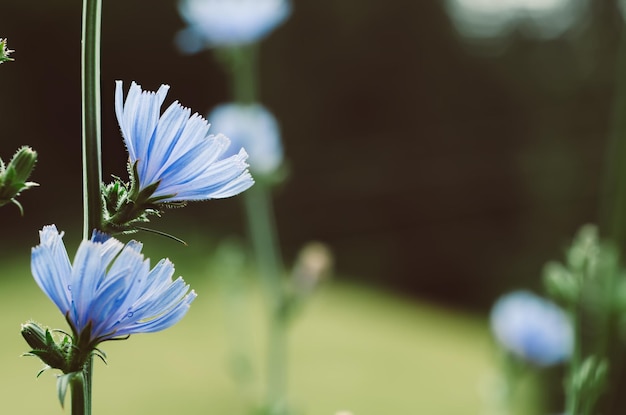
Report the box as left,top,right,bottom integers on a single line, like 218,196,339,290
21,322,71,375
9,146,38,184
0,38,14,64
0,146,38,214
543,260,580,305
566,224,599,273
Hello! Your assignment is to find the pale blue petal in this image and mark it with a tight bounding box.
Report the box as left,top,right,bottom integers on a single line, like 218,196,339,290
115,81,254,202
30,227,195,345
31,225,72,314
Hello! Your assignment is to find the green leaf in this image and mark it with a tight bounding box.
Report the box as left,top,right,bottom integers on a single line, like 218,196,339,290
56,372,80,408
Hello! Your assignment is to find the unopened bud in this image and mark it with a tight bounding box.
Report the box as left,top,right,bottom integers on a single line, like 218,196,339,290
543,261,580,305
292,241,333,294
0,146,38,213
21,321,70,374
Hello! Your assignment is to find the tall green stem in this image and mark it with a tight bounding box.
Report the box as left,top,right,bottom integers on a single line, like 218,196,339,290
223,44,287,413
243,186,286,411
565,303,582,415
82,0,103,240
80,0,103,414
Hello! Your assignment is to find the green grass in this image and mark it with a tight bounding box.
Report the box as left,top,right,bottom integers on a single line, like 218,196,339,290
0,248,539,414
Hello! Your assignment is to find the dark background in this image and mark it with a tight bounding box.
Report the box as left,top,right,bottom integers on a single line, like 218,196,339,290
0,0,620,310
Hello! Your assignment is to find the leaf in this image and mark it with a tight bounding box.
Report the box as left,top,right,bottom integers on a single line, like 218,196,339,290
56,372,81,408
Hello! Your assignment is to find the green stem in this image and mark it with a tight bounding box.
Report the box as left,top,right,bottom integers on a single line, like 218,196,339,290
70,373,86,415
223,44,287,413
596,22,626,415
82,0,103,240
80,0,103,413
600,22,626,248
565,302,581,415
242,187,286,412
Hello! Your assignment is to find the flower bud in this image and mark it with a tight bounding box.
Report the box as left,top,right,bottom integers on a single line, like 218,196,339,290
292,241,333,296
566,224,599,273
0,146,38,213
543,261,580,305
21,321,70,374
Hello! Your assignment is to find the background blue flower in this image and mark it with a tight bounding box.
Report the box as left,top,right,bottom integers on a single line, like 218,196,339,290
490,290,573,366
209,103,283,176
176,0,292,52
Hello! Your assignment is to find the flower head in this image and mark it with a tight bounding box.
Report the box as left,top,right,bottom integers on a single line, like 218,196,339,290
490,290,573,366
176,0,291,52
31,225,196,358
115,80,253,203
209,103,283,175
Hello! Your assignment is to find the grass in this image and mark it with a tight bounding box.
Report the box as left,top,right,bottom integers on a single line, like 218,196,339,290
0,243,540,414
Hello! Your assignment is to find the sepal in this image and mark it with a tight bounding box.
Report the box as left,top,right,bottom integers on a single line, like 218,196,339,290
570,355,608,410
100,161,183,240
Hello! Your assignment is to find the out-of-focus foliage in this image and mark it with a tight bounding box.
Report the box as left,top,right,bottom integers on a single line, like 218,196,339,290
0,0,621,310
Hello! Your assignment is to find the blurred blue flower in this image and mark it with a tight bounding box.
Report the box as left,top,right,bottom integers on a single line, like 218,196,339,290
490,290,573,366
31,225,196,348
115,80,254,203
208,103,283,175
176,0,291,52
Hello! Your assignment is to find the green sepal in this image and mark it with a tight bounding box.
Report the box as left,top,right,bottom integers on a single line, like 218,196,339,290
100,160,184,240
570,355,608,409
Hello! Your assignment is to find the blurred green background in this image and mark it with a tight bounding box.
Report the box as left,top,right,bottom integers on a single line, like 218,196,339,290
0,0,620,413
1,0,618,308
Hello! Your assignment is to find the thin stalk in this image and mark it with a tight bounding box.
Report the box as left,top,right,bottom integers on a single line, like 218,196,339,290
242,186,286,411
565,302,582,415
70,373,86,415
224,44,287,412
82,0,103,240
80,0,103,413
597,22,626,414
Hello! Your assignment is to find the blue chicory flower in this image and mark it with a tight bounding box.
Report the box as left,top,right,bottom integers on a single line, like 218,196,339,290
115,80,254,203
176,0,291,52
208,103,283,175
31,225,196,348
490,290,573,366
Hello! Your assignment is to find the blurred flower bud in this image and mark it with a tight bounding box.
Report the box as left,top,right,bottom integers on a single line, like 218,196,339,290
543,261,580,305
0,146,38,214
292,241,333,296
0,38,14,63
566,224,599,273
490,290,573,366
